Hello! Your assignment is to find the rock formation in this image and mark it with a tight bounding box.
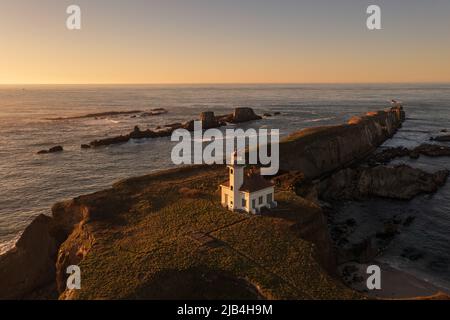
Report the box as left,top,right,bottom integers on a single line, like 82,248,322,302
0,215,61,299
431,134,450,142
318,165,449,201
200,111,221,129
279,106,406,179
4,104,449,300
37,146,64,154
88,108,262,147
231,107,262,123
368,143,450,165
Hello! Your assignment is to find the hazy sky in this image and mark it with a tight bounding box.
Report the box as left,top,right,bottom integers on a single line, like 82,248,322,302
1,0,449,84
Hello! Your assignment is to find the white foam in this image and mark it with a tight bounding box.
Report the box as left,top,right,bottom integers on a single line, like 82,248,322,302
0,233,21,256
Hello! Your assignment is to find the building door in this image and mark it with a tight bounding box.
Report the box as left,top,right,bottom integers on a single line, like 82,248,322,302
225,194,228,205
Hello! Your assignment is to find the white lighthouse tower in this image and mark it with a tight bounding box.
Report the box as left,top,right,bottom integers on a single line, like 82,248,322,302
226,151,245,210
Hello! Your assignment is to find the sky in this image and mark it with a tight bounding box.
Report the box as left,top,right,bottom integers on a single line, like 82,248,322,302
0,0,449,84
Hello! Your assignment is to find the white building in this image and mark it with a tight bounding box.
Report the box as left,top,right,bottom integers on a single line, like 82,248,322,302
220,154,277,214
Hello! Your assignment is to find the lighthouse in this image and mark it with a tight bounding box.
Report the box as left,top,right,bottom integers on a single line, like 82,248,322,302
220,151,277,214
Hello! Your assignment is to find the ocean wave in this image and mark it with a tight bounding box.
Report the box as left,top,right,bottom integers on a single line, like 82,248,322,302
303,117,335,123
0,233,21,256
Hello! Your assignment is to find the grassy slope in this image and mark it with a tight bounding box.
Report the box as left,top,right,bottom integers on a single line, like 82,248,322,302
64,165,361,300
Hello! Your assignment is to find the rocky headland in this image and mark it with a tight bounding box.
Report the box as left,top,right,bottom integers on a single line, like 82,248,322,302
2,105,450,300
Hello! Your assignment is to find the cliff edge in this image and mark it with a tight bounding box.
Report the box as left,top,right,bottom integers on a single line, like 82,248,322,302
3,105,448,300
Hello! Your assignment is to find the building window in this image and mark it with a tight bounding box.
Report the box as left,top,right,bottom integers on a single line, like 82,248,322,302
230,169,234,174
242,199,246,207
230,186,233,190
267,193,273,203
258,196,263,205
252,199,256,208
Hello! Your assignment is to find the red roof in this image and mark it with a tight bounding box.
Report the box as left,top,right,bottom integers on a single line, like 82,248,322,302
239,172,274,192
220,169,274,193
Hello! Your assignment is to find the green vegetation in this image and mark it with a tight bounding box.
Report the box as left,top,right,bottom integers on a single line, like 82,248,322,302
62,165,361,299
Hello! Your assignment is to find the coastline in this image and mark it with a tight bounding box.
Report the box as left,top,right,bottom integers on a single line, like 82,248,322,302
1,104,449,300
340,261,450,299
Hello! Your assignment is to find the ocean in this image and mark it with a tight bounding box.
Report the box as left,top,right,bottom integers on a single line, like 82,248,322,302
0,84,449,290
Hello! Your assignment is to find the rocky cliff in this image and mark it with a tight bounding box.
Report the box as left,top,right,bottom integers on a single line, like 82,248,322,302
3,104,449,300
279,106,405,179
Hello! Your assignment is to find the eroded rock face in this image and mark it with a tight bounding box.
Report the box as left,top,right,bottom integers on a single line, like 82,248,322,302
0,198,92,299
0,215,60,299
319,165,449,201
279,106,405,179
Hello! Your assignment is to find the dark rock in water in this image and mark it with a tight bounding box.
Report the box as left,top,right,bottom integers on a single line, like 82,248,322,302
431,134,450,142
337,238,377,264
90,135,130,147
342,265,358,278
319,165,449,201
37,146,63,154
369,143,450,164
47,110,142,121
81,144,91,149
130,125,141,138
403,216,416,226
274,112,281,115
401,247,424,261
409,151,420,159
0,215,60,299
200,111,221,129
376,222,399,240
87,108,262,147
414,143,450,157
441,129,448,133
337,238,349,246
49,146,63,153
232,107,262,123
368,146,410,165
263,113,272,117
392,216,403,225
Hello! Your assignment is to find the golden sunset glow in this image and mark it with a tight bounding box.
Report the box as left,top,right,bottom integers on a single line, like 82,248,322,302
1,0,449,84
